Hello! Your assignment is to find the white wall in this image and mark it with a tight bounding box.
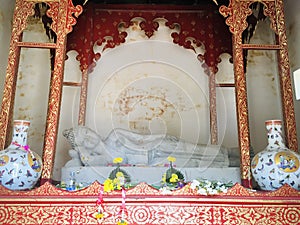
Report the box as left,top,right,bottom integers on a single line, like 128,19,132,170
15,23,51,158
246,18,282,152
0,1,52,170
0,0,15,101
284,0,300,151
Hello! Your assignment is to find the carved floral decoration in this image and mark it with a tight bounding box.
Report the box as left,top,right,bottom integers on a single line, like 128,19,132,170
66,2,232,73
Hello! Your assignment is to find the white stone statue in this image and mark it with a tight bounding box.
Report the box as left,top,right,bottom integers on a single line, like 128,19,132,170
63,126,111,167
63,126,229,168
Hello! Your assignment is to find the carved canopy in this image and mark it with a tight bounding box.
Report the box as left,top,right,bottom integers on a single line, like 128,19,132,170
66,2,232,74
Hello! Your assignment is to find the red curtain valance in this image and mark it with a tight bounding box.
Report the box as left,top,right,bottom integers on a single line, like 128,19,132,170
66,3,232,73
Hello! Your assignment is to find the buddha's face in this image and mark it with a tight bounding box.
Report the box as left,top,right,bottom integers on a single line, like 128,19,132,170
63,127,100,149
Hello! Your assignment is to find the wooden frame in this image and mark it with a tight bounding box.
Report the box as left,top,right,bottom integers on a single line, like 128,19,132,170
220,0,298,188
0,0,299,224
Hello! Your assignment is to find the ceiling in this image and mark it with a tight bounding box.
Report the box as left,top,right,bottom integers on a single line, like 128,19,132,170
73,0,229,6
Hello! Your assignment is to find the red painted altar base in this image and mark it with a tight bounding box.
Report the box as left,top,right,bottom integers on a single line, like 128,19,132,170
1,182,300,225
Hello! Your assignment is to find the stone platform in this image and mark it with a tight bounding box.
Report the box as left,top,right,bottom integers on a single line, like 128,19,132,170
61,166,241,186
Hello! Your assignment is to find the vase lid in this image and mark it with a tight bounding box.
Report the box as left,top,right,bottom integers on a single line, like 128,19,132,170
265,119,282,126
13,120,30,126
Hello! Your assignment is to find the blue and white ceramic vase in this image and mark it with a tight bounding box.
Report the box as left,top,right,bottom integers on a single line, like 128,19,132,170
251,120,300,191
0,120,43,190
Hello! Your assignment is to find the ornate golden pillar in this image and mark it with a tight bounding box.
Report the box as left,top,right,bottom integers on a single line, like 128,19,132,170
40,0,83,183
220,0,298,187
0,0,83,184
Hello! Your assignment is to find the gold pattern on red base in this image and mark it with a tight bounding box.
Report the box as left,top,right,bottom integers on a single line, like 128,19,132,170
0,182,300,224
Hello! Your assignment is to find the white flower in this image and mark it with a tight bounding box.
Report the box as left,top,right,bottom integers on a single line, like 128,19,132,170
160,187,173,195
219,186,228,193
190,179,200,189
204,181,212,188
197,188,208,195
118,176,125,186
209,189,218,195
189,179,233,195
206,187,214,194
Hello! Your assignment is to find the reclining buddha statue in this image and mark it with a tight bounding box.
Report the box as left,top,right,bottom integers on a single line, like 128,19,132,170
62,126,230,168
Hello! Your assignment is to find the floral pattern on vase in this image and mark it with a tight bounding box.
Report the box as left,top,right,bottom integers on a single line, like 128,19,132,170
0,120,42,190
251,120,300,191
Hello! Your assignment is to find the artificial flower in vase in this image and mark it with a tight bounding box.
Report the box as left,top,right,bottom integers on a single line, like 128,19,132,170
251,120,300,191
103,157,131,192
99,158,130,225
0,120,43,190
161,156,185,189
